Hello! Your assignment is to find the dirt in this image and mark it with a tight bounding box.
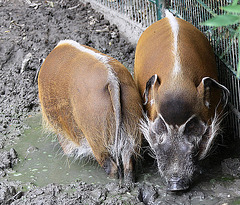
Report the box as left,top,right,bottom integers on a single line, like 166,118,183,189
1,0,240,204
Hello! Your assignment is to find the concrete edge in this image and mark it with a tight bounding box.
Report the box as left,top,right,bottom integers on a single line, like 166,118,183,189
80,0,146,45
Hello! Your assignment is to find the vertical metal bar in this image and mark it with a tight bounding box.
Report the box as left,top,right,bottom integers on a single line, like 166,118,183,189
142,0,145,27
156,0,165,20
141,0,143,26
129,0,132,19
126,0,129,17
237,80,240,111
152,0,155,24
152,1,155,24
144,0,146,26
135,0,138,23
148,0,152,26
136,0,139,23
144,0,147,26
234,38,237,72
140,0,142,25
131,0,133,20
147,0,150,25
122,0,124,14
134,0,137,23
128,0,130,17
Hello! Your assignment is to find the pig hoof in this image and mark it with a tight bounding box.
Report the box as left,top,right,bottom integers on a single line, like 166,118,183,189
103,157,118,178
167,177,189,191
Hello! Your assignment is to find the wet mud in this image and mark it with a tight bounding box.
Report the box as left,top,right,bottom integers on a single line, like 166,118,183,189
1,0,240,204
6,114,116,187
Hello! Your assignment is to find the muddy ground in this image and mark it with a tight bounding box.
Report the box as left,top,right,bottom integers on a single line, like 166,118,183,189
1,0,240,204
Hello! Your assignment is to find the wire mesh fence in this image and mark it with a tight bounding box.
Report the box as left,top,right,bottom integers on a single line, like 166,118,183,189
168,0,240,138
88,0,240,138
94,0,158,27
168,0,239,79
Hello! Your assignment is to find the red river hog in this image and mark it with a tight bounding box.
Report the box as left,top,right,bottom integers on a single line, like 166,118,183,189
134,11,229,191
38,40,142,182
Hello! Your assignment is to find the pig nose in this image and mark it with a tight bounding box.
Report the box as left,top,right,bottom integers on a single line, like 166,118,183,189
167,176,189,191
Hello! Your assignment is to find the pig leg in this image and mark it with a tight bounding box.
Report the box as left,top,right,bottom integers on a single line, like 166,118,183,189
102,157,119,178
85,135,119,178
121,149,135,183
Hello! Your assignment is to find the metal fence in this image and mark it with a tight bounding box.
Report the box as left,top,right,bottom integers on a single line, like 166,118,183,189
169,0,239,77
89,0,240,138
94,0,158,27
167,0,240,139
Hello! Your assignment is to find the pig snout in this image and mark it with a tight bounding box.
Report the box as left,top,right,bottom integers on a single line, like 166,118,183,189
154,139,196,192
141,114,203,191
161,150,196,192
167,176,190,191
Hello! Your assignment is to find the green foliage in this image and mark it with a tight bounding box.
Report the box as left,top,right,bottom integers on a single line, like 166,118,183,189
201,14,240,27
200,0,240,78
221,5,240,13
233,0,239,6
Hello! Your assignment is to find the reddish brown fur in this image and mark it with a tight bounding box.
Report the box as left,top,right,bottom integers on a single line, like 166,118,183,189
134,16,229,190
38,41,142,181
134,17,221,124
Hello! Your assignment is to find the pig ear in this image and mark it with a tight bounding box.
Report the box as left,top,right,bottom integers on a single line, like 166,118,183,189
197,77,230,109
143,74,161,105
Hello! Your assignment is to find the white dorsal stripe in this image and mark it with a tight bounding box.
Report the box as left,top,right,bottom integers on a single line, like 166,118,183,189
165,10,181,75
56,40,122,163
56,39,110,65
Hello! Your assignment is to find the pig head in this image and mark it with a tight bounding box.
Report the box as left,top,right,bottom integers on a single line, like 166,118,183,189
140,74,229,191
134,11,229,191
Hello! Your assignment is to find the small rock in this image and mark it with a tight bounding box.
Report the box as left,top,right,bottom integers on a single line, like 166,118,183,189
138,184,158,204
21,53,32,73
0,183,17,204
222,158,240,177
10,148,18,159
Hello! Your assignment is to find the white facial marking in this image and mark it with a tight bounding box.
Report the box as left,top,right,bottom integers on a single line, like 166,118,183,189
165,10,181,76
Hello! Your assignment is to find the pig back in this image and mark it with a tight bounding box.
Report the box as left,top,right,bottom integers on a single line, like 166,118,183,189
134,17,218,96
38,43,114,146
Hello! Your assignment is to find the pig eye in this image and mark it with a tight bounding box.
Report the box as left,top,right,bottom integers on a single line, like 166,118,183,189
183,117,206,137
152,116,167,135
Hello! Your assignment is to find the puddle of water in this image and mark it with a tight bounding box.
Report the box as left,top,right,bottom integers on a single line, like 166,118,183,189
7,114,116,187
4,114,240,204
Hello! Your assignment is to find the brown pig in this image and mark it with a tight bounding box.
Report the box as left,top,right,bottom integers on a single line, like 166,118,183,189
38,40,142,182
134,11,229,191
